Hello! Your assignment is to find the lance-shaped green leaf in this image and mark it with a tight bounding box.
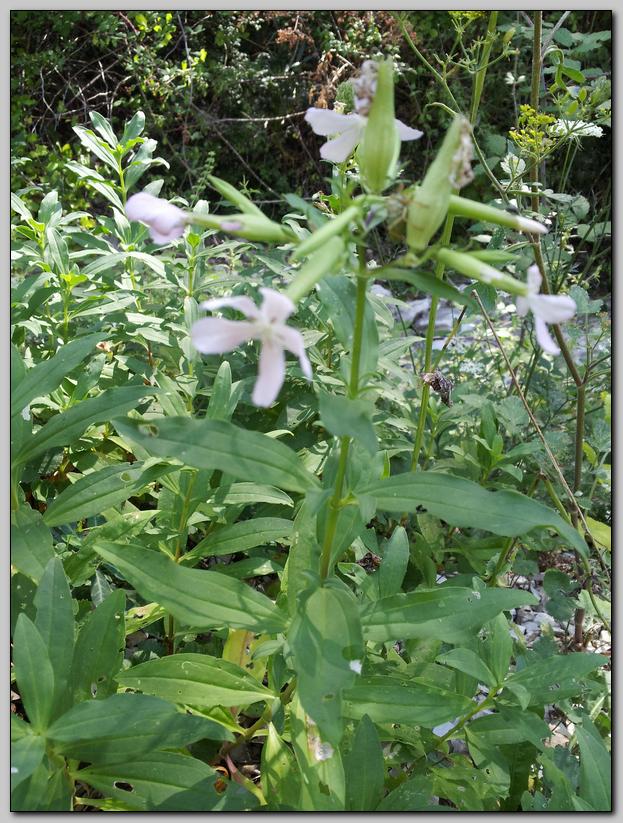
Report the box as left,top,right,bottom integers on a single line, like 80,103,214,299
576,719,611,811
117,653,275,708
318,391,377,455
43,460,175,527
11,333,103,419
47,693,232,764
344,715,385,811
378,525,409,597
342,675,473,727
71,590,125,703
12,615,55,732
261,723,302,809
77,751,244,812
436,648,497,689
34,559,75,718
360,471,589,558
505,652,607,705
181,517,293,566
361,586,537,644
287,584,364,747
11,506,54,583
10,735,46,793
93,541,287,634
378,267,477,308
113,416,317,494
14,386,158,466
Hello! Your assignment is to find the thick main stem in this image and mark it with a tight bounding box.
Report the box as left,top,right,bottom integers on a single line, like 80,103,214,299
319,254,368,579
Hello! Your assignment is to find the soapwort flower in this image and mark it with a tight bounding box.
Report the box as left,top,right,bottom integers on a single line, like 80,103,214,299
126,192,188,243
191,288,312,407
305,60,422,163
516,265,576,355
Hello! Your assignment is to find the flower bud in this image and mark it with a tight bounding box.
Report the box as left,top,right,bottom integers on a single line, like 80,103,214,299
434,247,528,296
126,192,188,243
285,236,345,303
192,212,294,244
447,195,548,235
207,174,266,218
406,116,473,252
356,60,400,194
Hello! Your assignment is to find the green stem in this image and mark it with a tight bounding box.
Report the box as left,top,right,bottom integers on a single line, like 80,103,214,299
438,688,501,743
319,253,368,580
410,214,455,470
470,12,499,125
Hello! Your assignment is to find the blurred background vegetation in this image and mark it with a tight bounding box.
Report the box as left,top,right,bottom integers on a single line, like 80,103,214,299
11,10,611,286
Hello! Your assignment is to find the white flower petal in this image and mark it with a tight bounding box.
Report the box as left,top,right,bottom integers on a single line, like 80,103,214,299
516,296,530,317
530,294,577,324
304,108,363,136
534,315,561,355
252,341,286,407
259,287,295,324
199,295,260,319
526,264,542,293
278,326,313,380
395,119,424,141
320,126,364,163
191,317,257,354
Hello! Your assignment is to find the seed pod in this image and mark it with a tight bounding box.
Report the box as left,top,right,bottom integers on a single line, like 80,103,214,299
406,116,473,253
356,59,400,194
448,195,547,235
192,212,294,243
434,247,529,296
285,236,345,303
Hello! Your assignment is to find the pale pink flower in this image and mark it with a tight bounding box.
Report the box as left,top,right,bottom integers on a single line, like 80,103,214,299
126,192,188,243
191,287,312,407
516,265,576,355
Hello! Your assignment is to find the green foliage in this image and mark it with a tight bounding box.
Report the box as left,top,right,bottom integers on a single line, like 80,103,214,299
11,14,610,812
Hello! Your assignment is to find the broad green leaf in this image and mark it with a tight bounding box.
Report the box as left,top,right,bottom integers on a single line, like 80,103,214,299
342,675,473,727
114,416,318,494
213,482,294,508
464,730,511,801
12,615,55,732
344,715,385,811
289,693,346,811
10,735,46,792
361,472,589,558
436,648,496,688
93,541,287,634
77,751,245,812
121,110,146,145
181,517,293,566
34,558,75,718
283,500,321,616
89,110,118,147
378,525,409,597
15,386,158,466
43,460,174,527
361,586,537,644
206,360,235,421
585,516,611,551
506,653,607,704
261,723,302,810
317,275,378,380
71,590,125,703
467,707,550,750
47,693,232,763
11,572,37,635
117,653,274,707
287,584,364,746
73,125,118,169
376,774,436,811
318,391,377,455
11,506,54,583
479,613,513,686
575,722,611,811
11,761,73,812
